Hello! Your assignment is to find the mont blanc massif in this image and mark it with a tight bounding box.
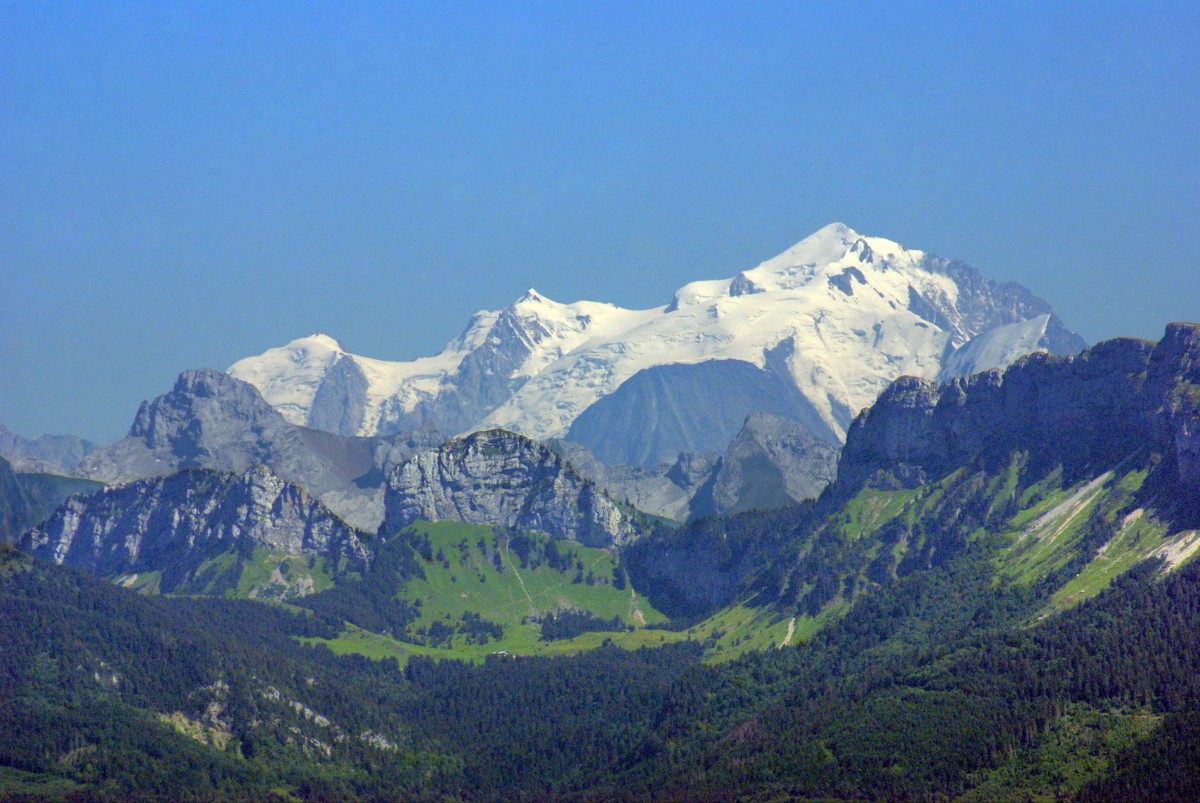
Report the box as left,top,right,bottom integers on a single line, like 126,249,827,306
4,224,1199,801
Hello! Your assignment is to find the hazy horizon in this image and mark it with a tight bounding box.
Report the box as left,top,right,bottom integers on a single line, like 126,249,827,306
4,2,1197,442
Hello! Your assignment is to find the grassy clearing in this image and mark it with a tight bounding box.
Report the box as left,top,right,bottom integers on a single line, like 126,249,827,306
997,475,1111,586
233,549,337,600
1048,513,1167,613
985,465,1188,616
840,487,919,540
683,602,836,663
298,521,832,666
303,521,672,663
304,618,693,665
115,570,162,594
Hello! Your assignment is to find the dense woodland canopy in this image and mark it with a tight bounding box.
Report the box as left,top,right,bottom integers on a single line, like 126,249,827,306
4,530,1200,801
4,324,1200,799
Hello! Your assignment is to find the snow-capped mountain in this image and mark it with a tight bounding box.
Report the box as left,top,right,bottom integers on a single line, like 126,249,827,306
229,224,1086,462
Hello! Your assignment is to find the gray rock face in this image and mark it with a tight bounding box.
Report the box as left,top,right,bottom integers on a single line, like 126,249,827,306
77,368,323,484
566,358,837,467
557,413,837,521
1149,323,1200,491
915,256,1088,353
706,412,840,517
837,323,1200,496
23,464,369,583
0,456,34,546
382,429,640,547
547,440,717,522
73,369,441,531
308,354,370,436
0,422,96,476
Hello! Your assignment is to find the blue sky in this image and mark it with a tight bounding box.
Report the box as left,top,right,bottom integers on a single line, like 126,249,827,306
3,1,1197,443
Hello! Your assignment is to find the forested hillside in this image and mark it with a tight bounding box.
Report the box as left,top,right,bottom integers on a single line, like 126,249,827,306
4,327,1199,799
5,535,1200,800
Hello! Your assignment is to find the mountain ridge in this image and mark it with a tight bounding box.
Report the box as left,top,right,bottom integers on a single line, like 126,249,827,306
381,429,642,547
625,323,1200,621
229,224,1086,457
73,368,442,530
22,464,370,598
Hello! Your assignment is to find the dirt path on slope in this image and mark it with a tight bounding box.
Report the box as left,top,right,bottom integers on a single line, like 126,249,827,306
502,534,536,613
779,617,796,649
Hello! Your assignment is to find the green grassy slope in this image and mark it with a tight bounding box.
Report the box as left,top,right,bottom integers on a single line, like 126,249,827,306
300,521,670,663
650,451,1198,664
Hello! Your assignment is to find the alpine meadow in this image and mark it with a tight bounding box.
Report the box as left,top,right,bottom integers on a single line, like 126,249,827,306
3,3,1198,801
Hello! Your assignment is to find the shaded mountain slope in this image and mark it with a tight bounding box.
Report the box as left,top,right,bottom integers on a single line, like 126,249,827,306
74,369,441,530
232,225,1086,462
627,323,1200,622
24,465,369,598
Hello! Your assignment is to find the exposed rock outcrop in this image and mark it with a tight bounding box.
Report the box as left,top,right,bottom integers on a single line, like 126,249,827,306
837,323,1200,497
704,412,840,517
382,429,641,546
74,369,441,531
24,465,369,587
0,422,96,475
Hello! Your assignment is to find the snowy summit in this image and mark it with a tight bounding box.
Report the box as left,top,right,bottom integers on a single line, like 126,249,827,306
228,224,1086,455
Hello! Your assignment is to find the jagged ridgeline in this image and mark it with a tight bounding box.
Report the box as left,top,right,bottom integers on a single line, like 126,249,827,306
21,432,667,659
229,224,1086,463
67,368,444,532
381,428,647,546
23,465,371,598
627,323,1200,641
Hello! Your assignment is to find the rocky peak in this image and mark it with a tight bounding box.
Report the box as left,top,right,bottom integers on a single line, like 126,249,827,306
706,412,840,517
0,421,96,476
382,429,640,547
128,368,280,446
23,465,369,591
917,257,1088,351
836,324,1200,496
75,369,428,532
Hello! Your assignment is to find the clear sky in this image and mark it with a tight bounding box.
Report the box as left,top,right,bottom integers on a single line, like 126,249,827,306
3,1,1197,443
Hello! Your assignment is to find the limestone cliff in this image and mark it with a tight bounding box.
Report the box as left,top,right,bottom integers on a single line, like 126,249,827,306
24,464,368,592
382,429,641,547
837,322,1200,497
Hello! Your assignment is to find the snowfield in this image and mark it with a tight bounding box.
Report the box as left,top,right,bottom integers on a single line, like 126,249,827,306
229,223,1082,445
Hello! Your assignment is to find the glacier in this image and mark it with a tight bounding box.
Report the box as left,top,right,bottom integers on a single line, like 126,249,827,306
228,223,1086,453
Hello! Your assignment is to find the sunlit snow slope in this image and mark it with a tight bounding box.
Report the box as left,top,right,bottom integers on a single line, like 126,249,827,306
229,224,1085,452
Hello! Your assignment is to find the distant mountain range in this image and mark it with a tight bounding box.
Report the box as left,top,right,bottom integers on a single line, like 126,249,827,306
1,223,1087,526
0,422,95,476
3,317,1199,801
230,223,1085,466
